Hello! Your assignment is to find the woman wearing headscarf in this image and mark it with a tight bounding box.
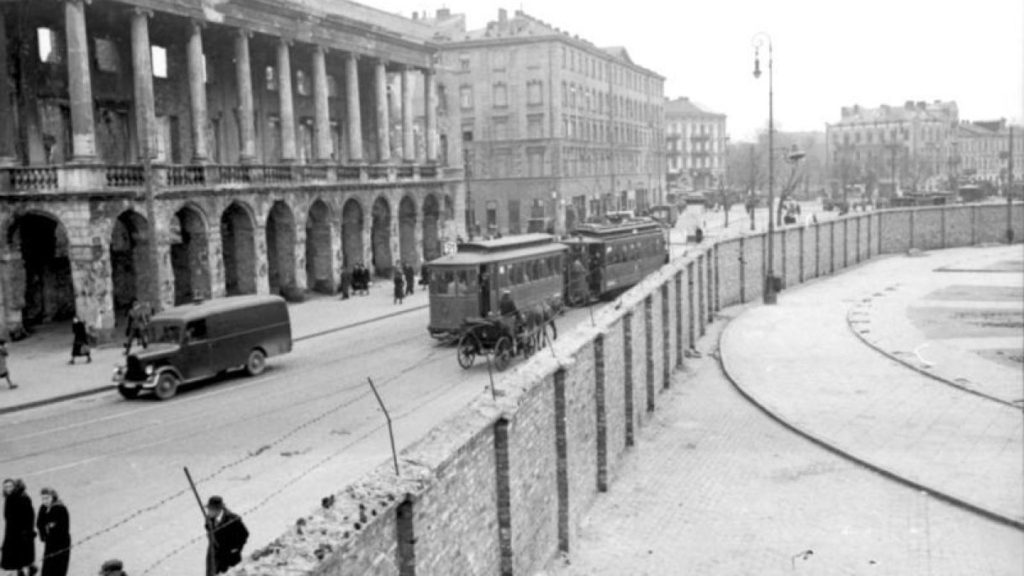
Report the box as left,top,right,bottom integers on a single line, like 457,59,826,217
36,487,70,576
1,478,36,576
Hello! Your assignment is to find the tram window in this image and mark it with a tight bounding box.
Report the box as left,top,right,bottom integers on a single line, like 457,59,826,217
537,258,549,278
498,264,508,286
432,270,456,294
523,262,533,283
455,270,472,295
510,263,523,285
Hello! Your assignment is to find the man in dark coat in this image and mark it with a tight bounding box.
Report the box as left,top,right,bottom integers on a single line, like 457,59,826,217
205,496,249,575
403,262,415,296
338,266,352,300
123,299,150,354
2,478,36,576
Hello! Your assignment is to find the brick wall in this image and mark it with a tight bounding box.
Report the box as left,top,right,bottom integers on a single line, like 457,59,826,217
231,203,1022,576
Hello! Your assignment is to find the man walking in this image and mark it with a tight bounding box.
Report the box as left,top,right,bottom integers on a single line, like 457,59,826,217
205,496,249,575
123,299,150,355
339,266,352,300
403,262,415,296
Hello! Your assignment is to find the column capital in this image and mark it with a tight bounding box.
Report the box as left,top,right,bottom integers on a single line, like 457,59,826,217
278,36,294,48
131,6,153,19
59,0,92,6
189,19,207,32
347,52,360,63
314,45,329,56
236,27,253,40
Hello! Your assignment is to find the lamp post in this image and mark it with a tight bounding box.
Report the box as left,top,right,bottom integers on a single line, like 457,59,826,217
752,32,776,304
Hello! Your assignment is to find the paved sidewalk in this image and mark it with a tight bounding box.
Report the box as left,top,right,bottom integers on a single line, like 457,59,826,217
0,281,428,414
720,245,1024,527
548,310,1023,575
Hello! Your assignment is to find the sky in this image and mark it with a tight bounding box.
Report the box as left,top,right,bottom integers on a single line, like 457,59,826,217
371,0,1023,142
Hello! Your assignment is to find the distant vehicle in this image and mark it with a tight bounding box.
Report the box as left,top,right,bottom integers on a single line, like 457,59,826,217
648,204,679,227
683,191,707,207
562,220,668,303
114,295,293,400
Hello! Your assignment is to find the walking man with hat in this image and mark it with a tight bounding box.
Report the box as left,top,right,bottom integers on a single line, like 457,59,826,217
204,496,249,575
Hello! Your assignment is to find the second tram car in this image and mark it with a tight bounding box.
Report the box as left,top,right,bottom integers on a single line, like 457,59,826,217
562,220,668,304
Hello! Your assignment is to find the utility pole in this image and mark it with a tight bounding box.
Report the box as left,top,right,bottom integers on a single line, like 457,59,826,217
1007,126,1015,243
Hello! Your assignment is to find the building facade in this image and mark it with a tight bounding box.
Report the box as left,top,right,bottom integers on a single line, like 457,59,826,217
429,8,666,237
665,97,726,191
955,119,1023,186
826,100,959,197
0,0,463,339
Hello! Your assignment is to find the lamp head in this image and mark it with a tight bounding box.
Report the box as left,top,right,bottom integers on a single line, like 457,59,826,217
753,49,762,79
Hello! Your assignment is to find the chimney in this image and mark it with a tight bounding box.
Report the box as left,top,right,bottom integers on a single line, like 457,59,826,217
498,8,508,22
437,8,451,18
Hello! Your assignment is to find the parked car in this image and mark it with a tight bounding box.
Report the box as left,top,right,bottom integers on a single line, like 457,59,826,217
114,295,292,400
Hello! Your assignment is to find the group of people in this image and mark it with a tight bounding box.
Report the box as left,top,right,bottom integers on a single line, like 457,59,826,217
1,478,70,576
338,262,420,305
2,479,248,576
392,261,417,305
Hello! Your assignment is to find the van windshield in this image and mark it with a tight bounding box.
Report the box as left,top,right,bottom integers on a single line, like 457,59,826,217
149,321,184,344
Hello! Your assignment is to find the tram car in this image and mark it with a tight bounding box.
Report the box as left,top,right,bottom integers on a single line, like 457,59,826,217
427,234,568,340
426,220,669,340
561,220,668,305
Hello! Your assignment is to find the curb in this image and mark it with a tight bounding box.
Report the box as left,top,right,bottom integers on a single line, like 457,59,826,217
845,302,1022,410
717,312,1024,532
0,303,429,416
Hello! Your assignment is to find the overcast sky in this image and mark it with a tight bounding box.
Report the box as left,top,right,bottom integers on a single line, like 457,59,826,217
373,0,1023,142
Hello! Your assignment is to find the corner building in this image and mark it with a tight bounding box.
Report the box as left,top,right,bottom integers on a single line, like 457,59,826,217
428,8,666,237
0,0,464,339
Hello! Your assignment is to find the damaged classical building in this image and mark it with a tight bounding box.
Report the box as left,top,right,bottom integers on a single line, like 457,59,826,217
0,0,464,339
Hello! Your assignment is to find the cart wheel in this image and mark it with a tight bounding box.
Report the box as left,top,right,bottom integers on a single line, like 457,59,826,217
494,337,513,371
457,333,478,369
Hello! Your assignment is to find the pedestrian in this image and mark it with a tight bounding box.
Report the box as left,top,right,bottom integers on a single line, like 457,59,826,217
353,263,367,296
338,266,352,300
123,299,150,355
69,316,92,364
204,496,249,576
393,265,405,305
0,339,15,389
418,263,430,288
98,558,126,576
403,262,415,296
1,478,36,576
36,488,69,576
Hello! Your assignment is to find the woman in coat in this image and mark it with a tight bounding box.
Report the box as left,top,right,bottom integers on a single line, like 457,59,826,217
36,487,70,576
1,478,36,576
393,265,405,305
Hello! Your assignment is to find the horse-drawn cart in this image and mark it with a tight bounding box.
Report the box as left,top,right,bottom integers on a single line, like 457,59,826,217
455,315,550,371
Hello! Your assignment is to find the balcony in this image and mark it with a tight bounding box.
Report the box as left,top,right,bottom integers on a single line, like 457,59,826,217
0,162,457,195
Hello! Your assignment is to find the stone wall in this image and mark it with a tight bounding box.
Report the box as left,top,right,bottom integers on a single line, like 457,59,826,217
231,203,1024,576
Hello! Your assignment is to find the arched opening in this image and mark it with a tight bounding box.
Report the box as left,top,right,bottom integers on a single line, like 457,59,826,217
371,196,393,277
266,201,297,294
221,202,257,295
399,196,417,267
171,205,210,304
305,200,334,293
422,194,441,261
341,199,363,269
110,211,154,320
4,213,75,330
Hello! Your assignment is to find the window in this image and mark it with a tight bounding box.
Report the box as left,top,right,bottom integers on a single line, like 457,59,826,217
528,148,544,177
296,70,309,96
459,54,470,71
37,28,61,64
493,83,508,108
527,80,543,105
494,118,509,140
486,201,498,233
491,50,507,70
94,38,120,73
185,320,208,341
527,114,543,139
266,66,277,91
509,199,521,235
151,46,168,78
459,85,474,109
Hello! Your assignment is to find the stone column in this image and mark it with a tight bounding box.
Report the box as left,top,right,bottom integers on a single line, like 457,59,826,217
345,54,363,162
312,46,332,162
69,242,115,340
401,67,414,162
207,223,227,298
130,9,156,160
276,39,297,162
375,59,390,163
64,0,97,161
186,21,210,163
0,8,17,166
234,29,256,163
424,68,438,163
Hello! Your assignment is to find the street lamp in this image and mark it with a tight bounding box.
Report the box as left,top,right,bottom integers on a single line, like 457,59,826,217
752,32,776,304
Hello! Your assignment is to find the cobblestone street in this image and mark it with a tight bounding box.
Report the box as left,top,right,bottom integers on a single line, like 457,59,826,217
546,314,1024,576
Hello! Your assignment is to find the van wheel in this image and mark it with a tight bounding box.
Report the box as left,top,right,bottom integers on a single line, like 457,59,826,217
118,385,140,400
245,349,267,376
153,372,179,401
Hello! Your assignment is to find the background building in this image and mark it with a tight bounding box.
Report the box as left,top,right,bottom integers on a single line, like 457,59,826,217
665,97,726,191
826,100,959,199
956,119,1023,188
0,0,462,340
430,8,666,237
